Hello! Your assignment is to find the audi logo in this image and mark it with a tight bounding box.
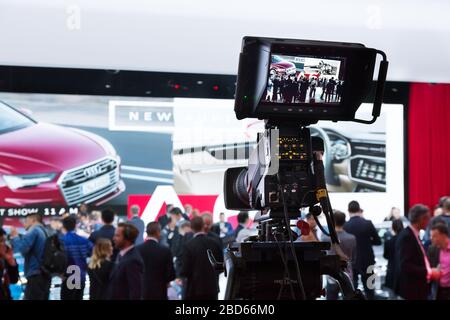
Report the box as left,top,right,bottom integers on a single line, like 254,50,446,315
83,165,104,178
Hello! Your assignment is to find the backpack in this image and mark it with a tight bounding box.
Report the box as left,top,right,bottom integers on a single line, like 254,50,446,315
37,226,68,277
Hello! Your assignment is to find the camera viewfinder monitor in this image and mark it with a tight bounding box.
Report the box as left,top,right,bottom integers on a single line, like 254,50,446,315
234,37,388,124
263,54,345,105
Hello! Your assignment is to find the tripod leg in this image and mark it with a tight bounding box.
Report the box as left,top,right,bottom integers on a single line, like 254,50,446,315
330,270,366,300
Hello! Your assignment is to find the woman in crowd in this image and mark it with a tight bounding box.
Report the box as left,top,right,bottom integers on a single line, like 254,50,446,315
383,218,404,291
87,238,114,300
0,228,19,300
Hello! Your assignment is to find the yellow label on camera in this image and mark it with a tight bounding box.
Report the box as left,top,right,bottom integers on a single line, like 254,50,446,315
316,188,327,200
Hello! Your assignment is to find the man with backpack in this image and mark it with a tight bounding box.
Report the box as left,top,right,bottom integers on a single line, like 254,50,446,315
60,215,93,300
9,213,52,300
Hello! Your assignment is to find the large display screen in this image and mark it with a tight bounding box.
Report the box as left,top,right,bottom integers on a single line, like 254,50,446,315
0,92,404,225
172,99,404,224
0,92,173,217
262,54,345,105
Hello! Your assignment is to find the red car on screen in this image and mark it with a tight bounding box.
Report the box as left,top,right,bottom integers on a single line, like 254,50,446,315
0,100,125,208
270,55,297,76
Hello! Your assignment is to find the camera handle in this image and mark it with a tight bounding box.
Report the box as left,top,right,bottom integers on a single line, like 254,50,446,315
312,148,340,245
311,138,363,299
330,270,366,300
207,249,225,274
353,50,389,124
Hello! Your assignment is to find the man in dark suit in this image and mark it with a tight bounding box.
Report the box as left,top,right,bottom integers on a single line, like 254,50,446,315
160,207,184,256
107,222,144,300
89,209,116,244
395,204,440,300
383,219,404,291
137,222,175,300
157,204,174,230
233,211,249,240
211,212,233,238
158,205,190,230
128,205,145,245
321,211,356,300
211,212,234,247
424,197,450,249
343,201,381,299
272,75,282,102
174,221,193,277
180,217,223,300
89,209,118,260
202,213,223,247
427,222,449,300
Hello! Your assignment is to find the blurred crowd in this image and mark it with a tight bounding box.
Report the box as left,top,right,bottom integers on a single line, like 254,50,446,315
0,196,449,301
299,197,450,300
0,203,245,300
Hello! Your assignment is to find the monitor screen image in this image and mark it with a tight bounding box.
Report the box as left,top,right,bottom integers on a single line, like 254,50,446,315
262,54,345,105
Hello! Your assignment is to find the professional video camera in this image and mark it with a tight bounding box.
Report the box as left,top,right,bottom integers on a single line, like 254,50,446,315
211,37,388,300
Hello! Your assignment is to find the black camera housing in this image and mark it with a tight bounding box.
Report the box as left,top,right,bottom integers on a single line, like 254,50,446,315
226,37,388,214
224,124,320,217
234,36,387,123
221,36,387,301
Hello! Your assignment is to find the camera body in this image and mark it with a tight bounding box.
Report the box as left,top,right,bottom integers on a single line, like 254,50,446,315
220,36,387,300
225,122,323,219
224,37,387,215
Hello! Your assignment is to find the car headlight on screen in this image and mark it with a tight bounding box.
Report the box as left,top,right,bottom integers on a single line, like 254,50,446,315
0,175,6,188
3,173,57,190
